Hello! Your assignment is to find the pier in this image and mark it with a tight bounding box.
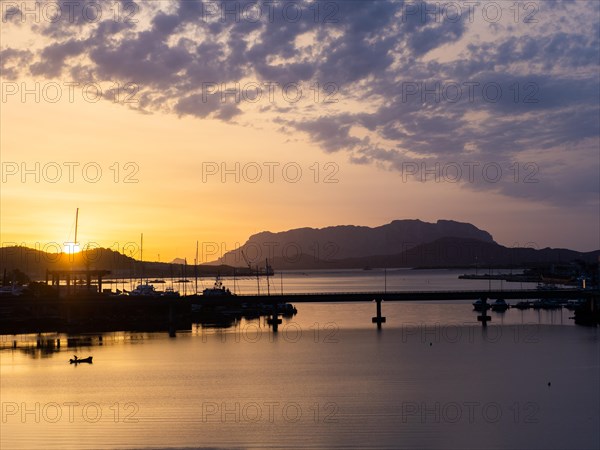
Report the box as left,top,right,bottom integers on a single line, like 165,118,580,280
46,269,111,294
0,288,597,335
196,288,598,331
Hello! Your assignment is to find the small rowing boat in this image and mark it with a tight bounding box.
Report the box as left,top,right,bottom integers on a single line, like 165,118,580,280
69,356,93,364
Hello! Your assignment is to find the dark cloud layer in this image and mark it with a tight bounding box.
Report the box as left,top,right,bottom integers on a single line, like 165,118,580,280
2,0,598,207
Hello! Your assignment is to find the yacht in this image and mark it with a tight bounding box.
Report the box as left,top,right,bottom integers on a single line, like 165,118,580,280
129,283,160,297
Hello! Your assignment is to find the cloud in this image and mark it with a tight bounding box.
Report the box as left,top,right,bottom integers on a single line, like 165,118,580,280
0,48,33,80
2,0,598,207
30,39,88,77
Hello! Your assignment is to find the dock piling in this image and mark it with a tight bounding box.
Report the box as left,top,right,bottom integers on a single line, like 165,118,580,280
372,299,386,329
267,303,282,332
477,297,491,327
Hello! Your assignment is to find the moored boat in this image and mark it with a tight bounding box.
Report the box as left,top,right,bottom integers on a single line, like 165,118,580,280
472,299,489,311
491,298,509,312
203,275,234,296
162,287,181,298
278,303,298,316
129,283,160,297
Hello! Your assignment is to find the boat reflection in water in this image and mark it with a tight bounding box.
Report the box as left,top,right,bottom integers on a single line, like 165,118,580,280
191,303,298,329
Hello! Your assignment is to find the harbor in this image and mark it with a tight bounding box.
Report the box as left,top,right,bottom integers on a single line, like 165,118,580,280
1,266,598,335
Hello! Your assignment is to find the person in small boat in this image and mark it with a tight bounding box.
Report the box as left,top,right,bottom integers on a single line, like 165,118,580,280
73,355,78,361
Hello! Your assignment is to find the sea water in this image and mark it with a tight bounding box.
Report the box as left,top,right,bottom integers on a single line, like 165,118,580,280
1,270,598,449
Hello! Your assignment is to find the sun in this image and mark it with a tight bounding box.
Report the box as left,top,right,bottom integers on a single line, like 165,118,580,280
64,242,81,254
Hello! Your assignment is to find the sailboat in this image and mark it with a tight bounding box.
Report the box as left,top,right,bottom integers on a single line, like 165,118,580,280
265,259,274,276
128,233,180,297
65,207,80,254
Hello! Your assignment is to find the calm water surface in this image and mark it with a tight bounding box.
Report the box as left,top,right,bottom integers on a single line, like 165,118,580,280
2,270,598,449
112,267,544,295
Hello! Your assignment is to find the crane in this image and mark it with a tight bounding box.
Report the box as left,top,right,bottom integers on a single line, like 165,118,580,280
241,250,251,270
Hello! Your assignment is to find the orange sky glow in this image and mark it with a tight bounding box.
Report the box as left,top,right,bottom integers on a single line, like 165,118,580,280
1,1,598,262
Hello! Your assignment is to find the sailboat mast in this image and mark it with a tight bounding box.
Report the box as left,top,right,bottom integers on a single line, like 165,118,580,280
256,264,260,295
266,258,270,296
195,240,199,295
183,259,187,296
140,233,144,285
74,208,79,244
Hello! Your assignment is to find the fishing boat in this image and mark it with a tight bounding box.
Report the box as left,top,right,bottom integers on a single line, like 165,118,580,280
69,356,93,364
203,275,234,296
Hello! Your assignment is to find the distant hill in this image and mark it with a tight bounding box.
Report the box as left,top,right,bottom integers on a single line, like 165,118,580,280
214,219,495,268
212,220,598,270
320,237,600,270
2,219,597,279
0,246,246,282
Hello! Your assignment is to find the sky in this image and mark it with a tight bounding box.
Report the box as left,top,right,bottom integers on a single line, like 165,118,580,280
1,0,599,263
